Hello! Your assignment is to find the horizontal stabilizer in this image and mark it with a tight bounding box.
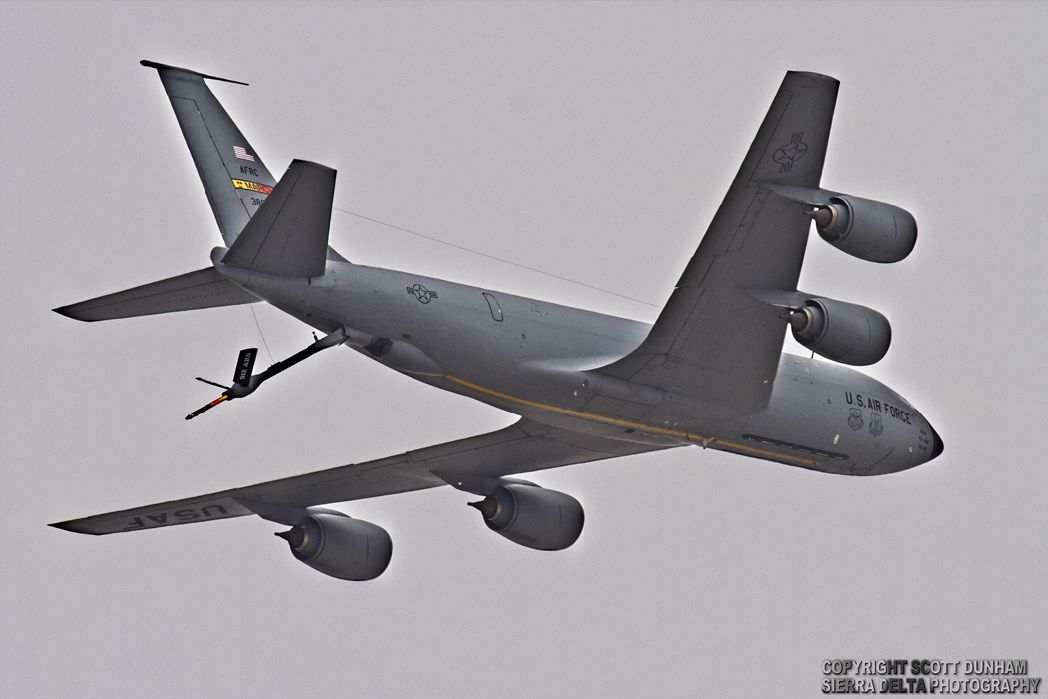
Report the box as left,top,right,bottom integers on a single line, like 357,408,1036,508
221,160,336,277
54,267,258,322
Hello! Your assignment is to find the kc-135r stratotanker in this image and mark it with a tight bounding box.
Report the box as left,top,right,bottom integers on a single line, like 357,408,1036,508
52,61,942,581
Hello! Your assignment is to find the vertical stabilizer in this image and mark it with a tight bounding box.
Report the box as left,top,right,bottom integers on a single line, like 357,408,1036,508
141,60,276,246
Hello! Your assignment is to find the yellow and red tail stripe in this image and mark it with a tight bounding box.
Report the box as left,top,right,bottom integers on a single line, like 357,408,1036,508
232,179,273,195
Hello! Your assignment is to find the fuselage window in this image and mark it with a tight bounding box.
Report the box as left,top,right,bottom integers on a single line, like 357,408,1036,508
482,292,503,322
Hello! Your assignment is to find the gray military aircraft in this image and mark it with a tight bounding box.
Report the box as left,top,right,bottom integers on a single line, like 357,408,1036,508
51,61,942,581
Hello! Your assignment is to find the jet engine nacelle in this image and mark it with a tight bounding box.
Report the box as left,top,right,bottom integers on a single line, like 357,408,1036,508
469,483,583,551
812,194,917,263
276,512,392,581
789,297,891,366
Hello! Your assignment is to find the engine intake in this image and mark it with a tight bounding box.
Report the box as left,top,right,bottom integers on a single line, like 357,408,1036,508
276,512,392,581
812,195,917,263
789,297,891,366
469,483,583,551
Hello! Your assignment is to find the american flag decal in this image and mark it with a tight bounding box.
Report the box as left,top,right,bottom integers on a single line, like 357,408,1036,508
233,145,255,162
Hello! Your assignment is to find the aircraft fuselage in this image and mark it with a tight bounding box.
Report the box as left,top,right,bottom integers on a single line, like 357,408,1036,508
217,254,939,477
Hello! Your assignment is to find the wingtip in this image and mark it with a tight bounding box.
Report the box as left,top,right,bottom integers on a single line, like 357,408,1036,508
49,520,100,535
52,305,92,321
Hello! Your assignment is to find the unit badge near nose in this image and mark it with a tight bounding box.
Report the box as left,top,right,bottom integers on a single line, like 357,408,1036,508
848,407,864,431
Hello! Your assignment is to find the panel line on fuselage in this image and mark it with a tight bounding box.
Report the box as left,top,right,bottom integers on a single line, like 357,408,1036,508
443,375,822,468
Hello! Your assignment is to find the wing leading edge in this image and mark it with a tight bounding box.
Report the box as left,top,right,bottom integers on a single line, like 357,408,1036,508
600,71,839,411
51,419,669,535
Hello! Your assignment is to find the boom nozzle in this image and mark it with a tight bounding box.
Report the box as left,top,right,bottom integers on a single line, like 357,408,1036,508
185,393,229,420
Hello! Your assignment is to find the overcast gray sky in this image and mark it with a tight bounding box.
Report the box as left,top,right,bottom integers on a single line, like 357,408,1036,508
2,2,1046,697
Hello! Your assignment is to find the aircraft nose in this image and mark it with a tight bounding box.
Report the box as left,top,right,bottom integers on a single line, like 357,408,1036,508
929,424,944,460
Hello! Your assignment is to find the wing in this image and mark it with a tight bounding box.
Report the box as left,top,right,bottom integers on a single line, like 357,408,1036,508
600,71,839,411
50,418,669,535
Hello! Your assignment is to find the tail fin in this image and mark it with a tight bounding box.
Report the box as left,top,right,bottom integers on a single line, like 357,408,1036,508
141,60,276,246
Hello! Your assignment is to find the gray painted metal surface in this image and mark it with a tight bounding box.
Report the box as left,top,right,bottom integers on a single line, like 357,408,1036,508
222,160,336,277
51,63,943,546
53,267,258,321
601,71,837,411
144,60,276,246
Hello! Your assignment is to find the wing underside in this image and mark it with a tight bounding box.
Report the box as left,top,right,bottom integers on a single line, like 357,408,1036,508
601,71,840,411
51,419,670,535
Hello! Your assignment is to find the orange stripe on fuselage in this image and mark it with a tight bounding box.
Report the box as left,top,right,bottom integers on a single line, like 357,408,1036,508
443,375,820,467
